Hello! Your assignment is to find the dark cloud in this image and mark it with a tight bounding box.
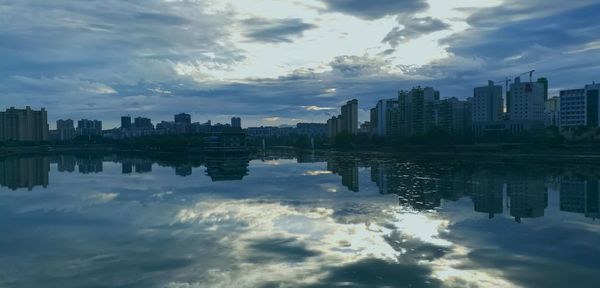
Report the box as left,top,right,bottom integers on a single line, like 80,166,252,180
300,258,442,288
320,0,428,20
1,0,599,128
465,0,597,27
382,16,449,47
242,18,317,43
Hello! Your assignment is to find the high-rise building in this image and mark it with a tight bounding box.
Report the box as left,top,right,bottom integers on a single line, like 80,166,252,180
340,99,358,134
433,97,472,135
374,98,398,137
77,119,102,136
544,96,560,127
473,81,503,123
0,106,49,142
121,116,132,130
559,83,600,130
585,83,600,127
369,107,378,135
326,116,340,138
537,77,549,101
56,119,76,141
397,86,439,137
231,117,241,128
134,117,153,129
175,113,192,125
508,76,545,122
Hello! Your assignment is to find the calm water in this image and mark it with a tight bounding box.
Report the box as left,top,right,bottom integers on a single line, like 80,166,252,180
0,152,599,288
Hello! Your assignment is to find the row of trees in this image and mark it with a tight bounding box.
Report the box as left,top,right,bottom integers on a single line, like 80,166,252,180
326,125,589,150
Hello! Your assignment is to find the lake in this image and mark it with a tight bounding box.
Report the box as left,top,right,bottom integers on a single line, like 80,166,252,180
0,151,599,288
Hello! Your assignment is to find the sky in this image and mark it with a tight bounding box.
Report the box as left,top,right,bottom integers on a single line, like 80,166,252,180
1,0,599,128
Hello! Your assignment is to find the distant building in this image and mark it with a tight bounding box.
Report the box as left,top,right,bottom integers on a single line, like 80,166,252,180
0,106,49,142
121,116,132,130
134,117,153,129
359,121,371,134
155,121,177,135
397,86,440,138
56,119,76,141
175,113,192,125
544,96,560,127
204,125,247,154
374,98,399,137
537,77,549,101
473,81,503,123
191,121,212,134
340,99,358,134
326,116,341,138
369,107,378,135
231,117,241,128
508,76,545,122
559,83,600,130
296,123,327,136
77,119,102,136
433,97,472,135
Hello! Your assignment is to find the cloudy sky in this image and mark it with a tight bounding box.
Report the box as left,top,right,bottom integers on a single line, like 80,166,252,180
1,0,599,128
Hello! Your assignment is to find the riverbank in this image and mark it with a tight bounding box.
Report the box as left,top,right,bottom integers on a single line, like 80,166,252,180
2,143,600,163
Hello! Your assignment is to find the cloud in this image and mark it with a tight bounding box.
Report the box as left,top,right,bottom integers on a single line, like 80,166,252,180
263,117,281,122
382,16,450,47
320,0,428,20
242,18,317,43
329,54,394,77
304,106,334,111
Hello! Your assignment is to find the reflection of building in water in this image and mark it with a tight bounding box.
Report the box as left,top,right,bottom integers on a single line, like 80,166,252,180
56,155,76,172
370,162,442,210
205,157,249,181
560,177,600,220
175,165,193,177
507,176,547,223
296,153,328,163
370,162,402,195
471,173,504,219
122,161,133,174
77,157,103,174
119,159,153,174
0,157,50,190
438,169,472,201
134,160,153,173
327,160,359,192
401,177,441,210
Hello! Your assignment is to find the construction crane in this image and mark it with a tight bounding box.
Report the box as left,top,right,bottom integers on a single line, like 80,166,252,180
517,70,535,82
491,69,536,87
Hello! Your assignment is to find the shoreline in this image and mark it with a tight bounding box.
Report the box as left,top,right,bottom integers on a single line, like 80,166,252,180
2,144,600,164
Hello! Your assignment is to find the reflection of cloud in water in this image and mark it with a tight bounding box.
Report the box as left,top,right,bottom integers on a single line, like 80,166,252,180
304,170,333,176
88,192,119,203
173,199,514,287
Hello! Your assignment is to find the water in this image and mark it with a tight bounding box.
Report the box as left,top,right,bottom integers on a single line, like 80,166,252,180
0,152,599,288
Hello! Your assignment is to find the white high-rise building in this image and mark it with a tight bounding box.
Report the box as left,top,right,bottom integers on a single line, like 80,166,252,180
473,81,503,123
559,83,600,130
508,77,545,122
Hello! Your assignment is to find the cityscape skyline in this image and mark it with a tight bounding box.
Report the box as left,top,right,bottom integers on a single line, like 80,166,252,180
1,1,599,128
